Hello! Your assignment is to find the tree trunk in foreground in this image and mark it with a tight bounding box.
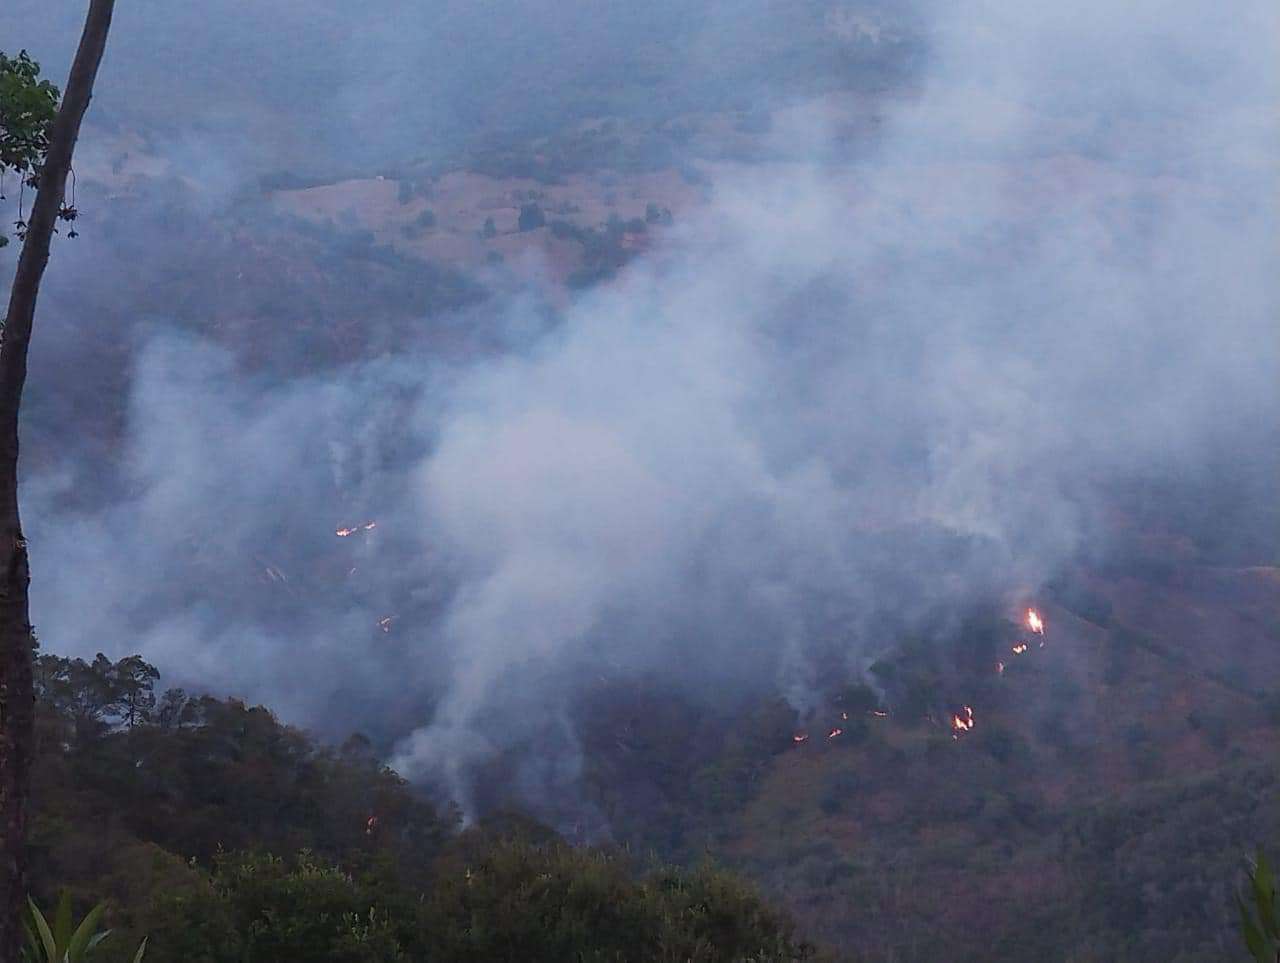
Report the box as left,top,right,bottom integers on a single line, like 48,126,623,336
0,1,115,956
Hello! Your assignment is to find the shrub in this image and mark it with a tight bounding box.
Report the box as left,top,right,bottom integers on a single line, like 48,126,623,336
1239,850,1279,962
517,203,546,232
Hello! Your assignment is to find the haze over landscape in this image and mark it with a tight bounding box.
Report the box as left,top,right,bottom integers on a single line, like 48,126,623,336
1,1,1277,959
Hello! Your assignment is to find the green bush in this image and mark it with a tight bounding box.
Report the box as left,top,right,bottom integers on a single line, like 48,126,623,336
144,841,818,963
1239,850,1279,962
143,852,405,962
517,203,546,232
23,892,146,963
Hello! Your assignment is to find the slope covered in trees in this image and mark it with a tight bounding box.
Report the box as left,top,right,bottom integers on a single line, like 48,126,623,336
28,543,1280,962
557,560,1280,961
26,648,825,962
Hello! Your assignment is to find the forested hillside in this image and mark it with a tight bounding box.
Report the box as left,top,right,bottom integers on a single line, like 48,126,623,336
29,531,1280,961
28,648,825,961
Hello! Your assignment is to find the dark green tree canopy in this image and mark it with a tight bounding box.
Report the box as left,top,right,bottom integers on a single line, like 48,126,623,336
0,50,59,247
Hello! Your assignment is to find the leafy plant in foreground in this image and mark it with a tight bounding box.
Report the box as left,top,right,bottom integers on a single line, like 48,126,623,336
1240,850,1279,962
23,892,146,963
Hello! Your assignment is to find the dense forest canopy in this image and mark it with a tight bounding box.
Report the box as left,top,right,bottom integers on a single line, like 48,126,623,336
29,649,824,961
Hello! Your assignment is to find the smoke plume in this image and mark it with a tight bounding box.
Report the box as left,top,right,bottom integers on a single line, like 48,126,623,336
5,0,1276,817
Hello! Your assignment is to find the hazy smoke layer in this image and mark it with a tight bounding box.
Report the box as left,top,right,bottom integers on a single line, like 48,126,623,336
11,0,1278,815
2,0,915,175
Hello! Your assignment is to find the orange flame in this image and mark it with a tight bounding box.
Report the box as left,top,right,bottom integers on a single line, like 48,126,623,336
1012,642,1028,655
1027,609,1044,635
950,705,975,738
792,732,809,744
336,526,357,537
827,727,843,739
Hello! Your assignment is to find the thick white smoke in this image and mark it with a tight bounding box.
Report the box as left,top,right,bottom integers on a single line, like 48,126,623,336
386,0,1279,795
10,0,1277,817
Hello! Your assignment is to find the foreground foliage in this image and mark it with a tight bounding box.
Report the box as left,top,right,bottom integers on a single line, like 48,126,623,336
143,843,817,962
23,892,145,963
1240,851,1280,962
0,49,59,246
26,650,821,962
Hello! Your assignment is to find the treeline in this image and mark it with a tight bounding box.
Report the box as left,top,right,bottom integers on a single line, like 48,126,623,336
26,649,826,962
